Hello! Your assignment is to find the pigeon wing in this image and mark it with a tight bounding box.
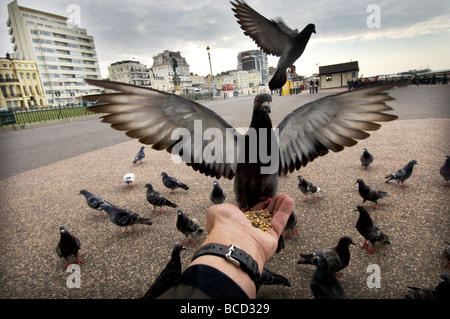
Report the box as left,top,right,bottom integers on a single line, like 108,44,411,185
277,84,399,175
83,79,239,180
231,0,294,56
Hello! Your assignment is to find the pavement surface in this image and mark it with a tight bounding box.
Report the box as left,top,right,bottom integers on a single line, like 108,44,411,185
0,85,449,299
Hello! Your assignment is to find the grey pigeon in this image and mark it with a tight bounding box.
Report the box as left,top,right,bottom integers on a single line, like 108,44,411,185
145,183,177,212
83,79,400,211
360,147,374,170
282,211,298,238
161,172,189,194
210,180,226,204
141,244,186,299
297,236,355,276
176,209,204,245
56,226,84,268
133,146,145,164
385,160,418,188
260,267,291,287
356,179,388,209
99,203,152,234
310,250,346,299
444,241,450,269
406,273,450,299
355,206,390,254
79,189,113,217
440,155,450,187
231,0,315,91
297,175,321,202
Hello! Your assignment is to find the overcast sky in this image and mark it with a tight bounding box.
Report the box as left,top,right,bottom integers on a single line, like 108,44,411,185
1,0,449,79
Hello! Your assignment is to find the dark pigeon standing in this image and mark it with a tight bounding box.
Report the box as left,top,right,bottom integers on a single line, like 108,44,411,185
133,146,145,164
355,206,390,254
56,226,84,268
260,267,291,287
176,209,203,245
141,244,186,299
231,0,315,91
161,172,189,194
356,179,388,209
79,189,113,217
310,250,346,299
210,180,226,204
440,155,450,187
360,147,374,170
444,241,450,269
83,77,400,212
406,273,450,299
282,211,298,238
297,236,355,276
99,203,152,234
145,183,177,212
297,175,321,202
385,160,418,188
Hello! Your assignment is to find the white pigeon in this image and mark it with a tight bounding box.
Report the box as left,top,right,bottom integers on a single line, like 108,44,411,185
123,173,135,188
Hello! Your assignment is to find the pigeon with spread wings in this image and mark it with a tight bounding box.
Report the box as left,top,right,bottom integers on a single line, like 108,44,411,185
83,79,399,210
231,0,315,91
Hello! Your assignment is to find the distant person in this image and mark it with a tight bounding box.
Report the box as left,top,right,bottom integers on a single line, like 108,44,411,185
309,80,314,94
315,80,319,93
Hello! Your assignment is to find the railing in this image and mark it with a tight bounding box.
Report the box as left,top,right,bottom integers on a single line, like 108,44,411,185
0,104,97,127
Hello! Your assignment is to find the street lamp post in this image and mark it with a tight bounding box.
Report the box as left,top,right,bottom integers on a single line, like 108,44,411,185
206,46,214,96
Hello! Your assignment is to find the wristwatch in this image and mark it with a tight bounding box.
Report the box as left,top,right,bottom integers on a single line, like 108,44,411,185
192,243,261,291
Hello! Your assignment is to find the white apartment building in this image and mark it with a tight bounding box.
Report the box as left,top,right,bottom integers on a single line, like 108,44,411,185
6,0,102,106
108,60,151,87
152,50,191,92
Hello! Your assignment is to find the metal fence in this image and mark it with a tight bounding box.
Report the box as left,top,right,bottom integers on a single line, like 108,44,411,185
0,105,96,127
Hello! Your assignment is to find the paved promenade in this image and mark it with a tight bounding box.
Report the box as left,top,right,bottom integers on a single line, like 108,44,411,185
0,85,448,299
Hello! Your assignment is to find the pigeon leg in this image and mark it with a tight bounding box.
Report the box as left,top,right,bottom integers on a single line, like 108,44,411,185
443,182,449,187
76,257,85,264
131,226,136,232
96,212,103,217
313,194,317,201
334,272,343,277
361,240,368,248
282,232,288,239
373,204,378,209
445,260,450,268
301,198,308,202
366,246,375,254
119,228,128,234
159,207,163,213
63,260,70,269
169,190,174,194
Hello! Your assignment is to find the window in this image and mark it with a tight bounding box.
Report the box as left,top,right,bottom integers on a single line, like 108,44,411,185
326,75,332,81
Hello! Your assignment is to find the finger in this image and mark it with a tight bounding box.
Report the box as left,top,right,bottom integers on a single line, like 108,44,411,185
269,195,295,237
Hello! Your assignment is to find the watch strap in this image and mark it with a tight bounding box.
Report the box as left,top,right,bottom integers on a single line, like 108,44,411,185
192,243,261,291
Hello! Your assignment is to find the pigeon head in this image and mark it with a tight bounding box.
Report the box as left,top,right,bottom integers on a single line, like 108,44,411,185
254,93,272,114
297,175,304,182
79,189,89,196
338,236,356,247
145,183,153,190
356,179,365,185
173,244,186,253
59,225,67,234
407,160,418,167
304,23,316,34
312,250,328,267
446,156,450,164
213,180,219,186
161,172,168,177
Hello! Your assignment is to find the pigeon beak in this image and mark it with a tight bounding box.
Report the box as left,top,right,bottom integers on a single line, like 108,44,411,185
262,101,271,113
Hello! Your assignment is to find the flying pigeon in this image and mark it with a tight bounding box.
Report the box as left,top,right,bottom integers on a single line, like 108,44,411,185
444,241,450,269
297,236,355,276
176,209,204,245
406,273,450,299
56,226,84,268
161,172,189,194
297,175,321,202
123,173,136,188
99,203,152,234
231,0,315,91
356,179,388,209
79,189,113,217
360,147,374,170
310,250,346,299
141,244,186,299
385,160,418,188
82,77,400,211
440,155,450,187
145,183,178,212
282,211,298,238
260,267,291,287
210,180,226,204
133,146,145,164
355,206,390,254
